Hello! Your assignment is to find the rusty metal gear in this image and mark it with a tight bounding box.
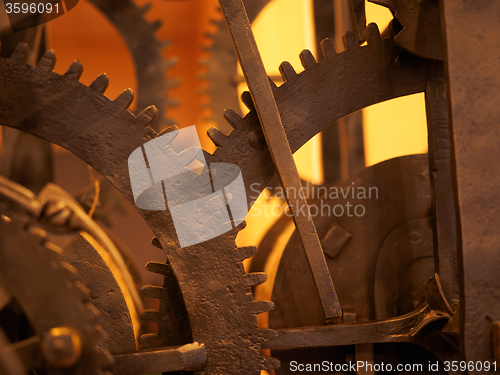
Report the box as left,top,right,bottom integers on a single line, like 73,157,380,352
0,211,112,374
0,43,277,374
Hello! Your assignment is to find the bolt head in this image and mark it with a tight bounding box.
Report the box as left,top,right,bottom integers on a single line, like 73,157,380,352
42,327,82,367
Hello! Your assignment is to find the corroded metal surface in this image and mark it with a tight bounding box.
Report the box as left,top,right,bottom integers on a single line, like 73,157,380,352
441,0,500,367
1,0,498,372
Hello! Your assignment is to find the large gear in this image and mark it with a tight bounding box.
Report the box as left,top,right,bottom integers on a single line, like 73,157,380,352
0,43,277,374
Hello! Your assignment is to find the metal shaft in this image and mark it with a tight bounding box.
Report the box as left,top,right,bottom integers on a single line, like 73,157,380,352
218,0,342,319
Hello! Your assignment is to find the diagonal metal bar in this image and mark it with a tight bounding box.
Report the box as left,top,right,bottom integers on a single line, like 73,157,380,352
218,0,342,319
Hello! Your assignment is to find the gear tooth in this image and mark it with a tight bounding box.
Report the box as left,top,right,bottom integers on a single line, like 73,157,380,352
365,22,382,44
199,58,209,67
11,43,29,62
86,302,101,319
343,30,360,50
268,76,279,94
145,261,170,276
165,56,178,68
207,127,228,147
159,40,171,52
163,117,177,127
139,333,164,348
92,346,113,366
166,78,180,89
241,91,255,110
64,60,84,80
262,356,281,370
243,272,267,287
279,61,298,82
36,49,56,70
248,300,274,314
140,309,164,322
151,19,162,31
91,324,110,342
136,105,158,126
74,280,91,298
234,246,257,262
258,328,279,342
59,261,78,278
114,88,134,109
299,49,317,69
142,285,166,299
223,108,243,129
89,73,109,94
157,124,178,137
44,241,63,255
167,98,180,107
321,38,337,60
138,2,152,14
151,236,162,249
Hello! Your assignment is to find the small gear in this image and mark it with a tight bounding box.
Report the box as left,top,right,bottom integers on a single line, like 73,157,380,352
369,0,444,60
0,211,112,374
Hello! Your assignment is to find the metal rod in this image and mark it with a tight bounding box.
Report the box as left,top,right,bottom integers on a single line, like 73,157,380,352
218,0,342,319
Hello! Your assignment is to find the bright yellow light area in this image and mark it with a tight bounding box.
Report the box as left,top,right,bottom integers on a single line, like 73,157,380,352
252,0,316,75
365,0,393,31
363,1,428,166
364,93,428,166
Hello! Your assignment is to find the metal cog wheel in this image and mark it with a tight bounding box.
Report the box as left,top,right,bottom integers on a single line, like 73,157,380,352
87,0,178,131
0,43,278,374
201,0,271,133
0,211,112,374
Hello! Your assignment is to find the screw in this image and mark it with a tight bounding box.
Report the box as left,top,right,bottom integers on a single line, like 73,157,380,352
42,327,82,367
